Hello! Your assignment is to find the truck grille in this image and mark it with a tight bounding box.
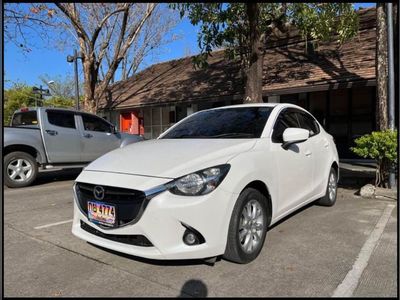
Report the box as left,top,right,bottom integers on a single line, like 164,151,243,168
75,182,147,228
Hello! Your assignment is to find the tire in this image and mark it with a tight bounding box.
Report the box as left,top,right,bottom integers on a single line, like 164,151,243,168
316,167,338,207
4,151,38,188
224,188,268,264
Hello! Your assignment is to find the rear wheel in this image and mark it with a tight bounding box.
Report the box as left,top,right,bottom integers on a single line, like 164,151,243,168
224,188,268,264
316,167,337,206
4,151,38,188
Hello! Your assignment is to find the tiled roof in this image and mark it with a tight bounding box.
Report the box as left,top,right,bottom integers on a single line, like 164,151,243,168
100,8,376,109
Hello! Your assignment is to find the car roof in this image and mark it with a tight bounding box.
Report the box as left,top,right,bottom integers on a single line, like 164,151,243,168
15,106,77,113
203,102,307,112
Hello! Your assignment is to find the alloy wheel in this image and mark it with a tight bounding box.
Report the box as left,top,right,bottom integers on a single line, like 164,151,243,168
7,158,33,182
238,199,264,254
328,172,337,201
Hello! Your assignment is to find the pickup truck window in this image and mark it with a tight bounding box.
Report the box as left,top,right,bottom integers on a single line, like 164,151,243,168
82,114,112,133
12,111,38,127
47,111,76,129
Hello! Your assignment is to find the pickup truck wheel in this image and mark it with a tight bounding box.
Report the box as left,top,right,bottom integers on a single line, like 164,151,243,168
4,152,38,188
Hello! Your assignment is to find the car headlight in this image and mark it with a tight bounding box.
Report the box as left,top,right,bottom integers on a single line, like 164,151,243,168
167,164,231,196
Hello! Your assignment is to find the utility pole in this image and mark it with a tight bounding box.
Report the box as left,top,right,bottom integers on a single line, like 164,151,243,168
67,49,83,111
32,85,50,107
386,2,395,188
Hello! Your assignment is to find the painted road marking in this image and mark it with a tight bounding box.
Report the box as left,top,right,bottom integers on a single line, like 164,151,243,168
34,219,73,230
332,204,395,297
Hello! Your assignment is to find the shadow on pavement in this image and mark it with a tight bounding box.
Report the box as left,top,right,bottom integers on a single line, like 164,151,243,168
178,279,208,298
31,168,83,186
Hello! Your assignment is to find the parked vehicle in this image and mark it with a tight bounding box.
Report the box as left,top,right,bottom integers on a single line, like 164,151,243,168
72,103,339,264
4,107,143,188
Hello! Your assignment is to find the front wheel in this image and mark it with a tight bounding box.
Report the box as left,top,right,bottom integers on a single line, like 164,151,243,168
224,188,268,264
4,152,38,188
316,167,338,206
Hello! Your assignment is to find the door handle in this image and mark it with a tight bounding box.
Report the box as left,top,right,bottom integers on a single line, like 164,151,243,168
305,150,312,157
83,133,93,138
45,130,58,136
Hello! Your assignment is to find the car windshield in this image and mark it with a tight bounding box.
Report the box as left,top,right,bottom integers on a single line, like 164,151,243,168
161,106,273,139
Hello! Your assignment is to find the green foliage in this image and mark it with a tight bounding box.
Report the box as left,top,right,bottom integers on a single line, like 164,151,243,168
171,3,359,68
351,130,397,163
351,130,398,187
44,96,74,108
3,84,38,126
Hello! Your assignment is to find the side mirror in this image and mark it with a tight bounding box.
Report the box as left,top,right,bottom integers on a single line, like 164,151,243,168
282,128,309,149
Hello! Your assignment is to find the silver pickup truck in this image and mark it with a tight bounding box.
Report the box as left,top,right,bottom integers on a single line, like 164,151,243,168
4,107,143,188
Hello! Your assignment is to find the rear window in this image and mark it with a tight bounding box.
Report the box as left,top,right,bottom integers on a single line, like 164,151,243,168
11,111,38,127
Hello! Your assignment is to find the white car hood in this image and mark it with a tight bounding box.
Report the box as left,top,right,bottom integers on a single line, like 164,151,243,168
85,139,256,179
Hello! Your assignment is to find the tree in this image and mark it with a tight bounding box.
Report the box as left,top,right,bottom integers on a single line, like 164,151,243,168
351,130,397,187
5,3,180,113
39,74,82,100
4,84,38,125
173,3,359,103
376,3,388,131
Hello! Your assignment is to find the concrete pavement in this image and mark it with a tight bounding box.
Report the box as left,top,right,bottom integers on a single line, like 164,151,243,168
3,171,398,297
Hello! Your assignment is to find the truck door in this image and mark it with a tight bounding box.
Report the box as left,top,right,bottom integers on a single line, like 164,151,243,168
77,113,121,162
40,109,82,163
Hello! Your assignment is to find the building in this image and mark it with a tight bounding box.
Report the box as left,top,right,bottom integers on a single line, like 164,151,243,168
99,8,381,159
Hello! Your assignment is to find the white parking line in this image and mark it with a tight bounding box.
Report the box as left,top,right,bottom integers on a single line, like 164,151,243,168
34,219,73,230
332,204,395,297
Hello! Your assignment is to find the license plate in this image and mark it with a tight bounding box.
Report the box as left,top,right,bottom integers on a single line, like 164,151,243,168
87,201,116,227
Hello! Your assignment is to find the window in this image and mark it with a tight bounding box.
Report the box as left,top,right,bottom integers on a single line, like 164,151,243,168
297,112,320,137
271,110,300,143
161,107,273,139
81,114,112,133
47,110,76,129
12,111,38,127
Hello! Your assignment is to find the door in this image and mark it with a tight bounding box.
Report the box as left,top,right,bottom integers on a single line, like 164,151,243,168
78,113,121,162
120,112,132,133
296,111,328,195
41,109,81,163
270,109,314,215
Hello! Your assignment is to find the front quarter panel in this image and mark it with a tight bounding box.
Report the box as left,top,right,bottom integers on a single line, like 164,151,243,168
220,138,279,222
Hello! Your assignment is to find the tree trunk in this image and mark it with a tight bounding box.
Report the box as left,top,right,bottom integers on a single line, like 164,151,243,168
376,3,389,130
244,3,263,104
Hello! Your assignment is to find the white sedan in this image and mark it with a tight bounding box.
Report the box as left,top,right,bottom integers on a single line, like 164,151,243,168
72,103,339,264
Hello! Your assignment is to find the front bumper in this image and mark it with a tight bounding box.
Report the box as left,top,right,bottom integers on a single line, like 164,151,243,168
72,170,238,260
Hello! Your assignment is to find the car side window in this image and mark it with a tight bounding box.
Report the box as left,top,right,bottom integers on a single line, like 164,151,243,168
296,112,320,137
47,111,76,129
81,114,112,133
271,110,300,143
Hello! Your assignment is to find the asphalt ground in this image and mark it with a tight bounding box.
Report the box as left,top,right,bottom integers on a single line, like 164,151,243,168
3,169,398,297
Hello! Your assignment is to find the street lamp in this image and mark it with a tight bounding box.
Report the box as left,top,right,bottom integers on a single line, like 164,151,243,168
32,85,51,107
67,49,83,110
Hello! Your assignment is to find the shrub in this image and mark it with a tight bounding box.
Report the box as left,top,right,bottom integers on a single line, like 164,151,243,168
351,130,397,187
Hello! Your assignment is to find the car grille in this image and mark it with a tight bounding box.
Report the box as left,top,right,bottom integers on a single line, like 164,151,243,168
80,220,153,247
75,182,148,228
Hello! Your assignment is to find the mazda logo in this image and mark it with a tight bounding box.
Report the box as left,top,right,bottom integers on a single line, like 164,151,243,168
93,186,105,200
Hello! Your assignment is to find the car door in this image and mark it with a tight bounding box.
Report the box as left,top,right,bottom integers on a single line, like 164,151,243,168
41,109,82,163
269,108,314,216
77,113,121,162
296,111,328,194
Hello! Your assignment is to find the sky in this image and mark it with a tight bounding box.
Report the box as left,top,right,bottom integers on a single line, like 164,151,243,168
4,3,376,89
